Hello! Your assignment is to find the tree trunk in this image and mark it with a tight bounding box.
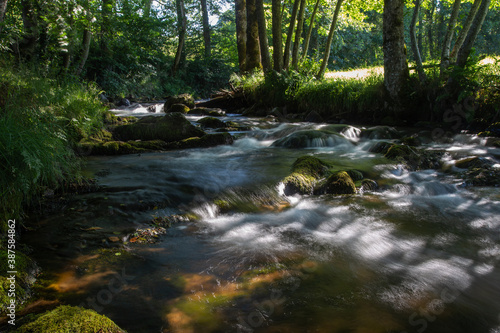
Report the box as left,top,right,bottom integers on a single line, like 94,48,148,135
383,0,409,104
456,0,490,68
410,0,426,83
302,0,320,61
19,0,39,59
450,0,481,63
272,0,283,72
426,0,435,59
101,0,113,55
235,0,247,72
0,0,8,34
246,0,261,71
201,0,211,58
144,0,152,17
76,29,92,76
418,9,424,61
316,0,344,79
171,0,187,76
291,0,306,70
283,0,300,70
440,0,461,77
256,0,271,72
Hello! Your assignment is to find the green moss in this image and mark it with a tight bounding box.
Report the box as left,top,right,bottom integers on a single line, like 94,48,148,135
113,113,205,142
316,171,356,195
165,133,233,149
346,169,364,181
455,157,484,169
78,141,146,155
401,136,420,146
291,156,329,178
283,172,317,195
197,117,226,129
15,305,124,333
0,250,37,311
384,144,415,160
164,93,195,111
167,104,190,114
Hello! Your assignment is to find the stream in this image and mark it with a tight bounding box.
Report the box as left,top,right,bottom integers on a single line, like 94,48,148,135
22,103,500,333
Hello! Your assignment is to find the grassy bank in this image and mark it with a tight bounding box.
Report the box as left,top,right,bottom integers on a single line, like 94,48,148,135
234,57,500,127
0,67,107,230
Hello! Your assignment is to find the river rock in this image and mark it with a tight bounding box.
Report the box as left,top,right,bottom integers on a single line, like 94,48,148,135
272,130,351,148
360,126,401,140
197,117,226,129
163,93,195,111
167,103,190,114
455,156,490,169
187,107,225,117
164,133,234,149
282,156,329,195
360,179,378,192
315,171,356,195
461,167,500,187
113,113,205,142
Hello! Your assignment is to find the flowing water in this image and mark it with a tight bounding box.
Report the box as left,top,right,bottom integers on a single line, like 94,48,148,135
22,104,500,333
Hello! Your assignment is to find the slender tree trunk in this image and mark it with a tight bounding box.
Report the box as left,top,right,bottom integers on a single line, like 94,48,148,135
256,0,271,72
383,0,409,105
410,0,426,83
0,0,8,34
144,0,152,17
418,10,424,61
171,0,186,76
246,0,261,71
291,0,306,70
450,0,481,63
201,0,211,58
19,0,39,59
272,0,283,72
235,0,247,72
440,0,461,77
456,0,490,68
302,0,320,61
283,0,300,70
426,0,435,59
101,0,113,55
316,0,344,79
76,28,91,76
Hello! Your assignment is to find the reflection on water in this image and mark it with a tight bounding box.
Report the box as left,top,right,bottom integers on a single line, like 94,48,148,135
23,117,500,332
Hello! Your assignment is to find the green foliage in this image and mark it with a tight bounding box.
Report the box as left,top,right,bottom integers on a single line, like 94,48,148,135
0,66,107,228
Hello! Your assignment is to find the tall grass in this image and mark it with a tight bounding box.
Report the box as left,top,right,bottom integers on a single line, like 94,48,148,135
0,66,107,229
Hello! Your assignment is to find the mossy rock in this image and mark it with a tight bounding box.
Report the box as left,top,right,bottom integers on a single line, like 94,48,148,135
187,107,225,117
78,141,146,155
113,113,205,142
89,128,113,142
367,141,392,154
360,126,401,140
401,136,420,146
455,157,489,169
197,117,226,129
272,130,350,148
384,144,416,160
346,169,364,181
103,112,137,125
282,172,317,195
291,156,329,178
15,305,125,333
164,133,234,149
164,93,195,111
167,103,190,114
315,171,356,195
213,188,290,213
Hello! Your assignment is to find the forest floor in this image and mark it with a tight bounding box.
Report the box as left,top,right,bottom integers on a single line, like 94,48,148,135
324,66,384,80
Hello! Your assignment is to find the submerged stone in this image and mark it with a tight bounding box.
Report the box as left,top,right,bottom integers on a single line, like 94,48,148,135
272,130,351,148
164,133,234,149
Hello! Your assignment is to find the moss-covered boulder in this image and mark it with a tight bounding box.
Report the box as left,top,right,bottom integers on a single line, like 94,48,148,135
272,130,351,148
163,93,195,111
187,107,225,117
1,251,38,312
282,156,329,195
360,126,401,140
315,171,356,195
346,169,364,181
15,305,125,333
164,133,234,149
167,103,190,114
113,113,205,142
197,117,226,129
367,141,392,154
383,144,443,171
